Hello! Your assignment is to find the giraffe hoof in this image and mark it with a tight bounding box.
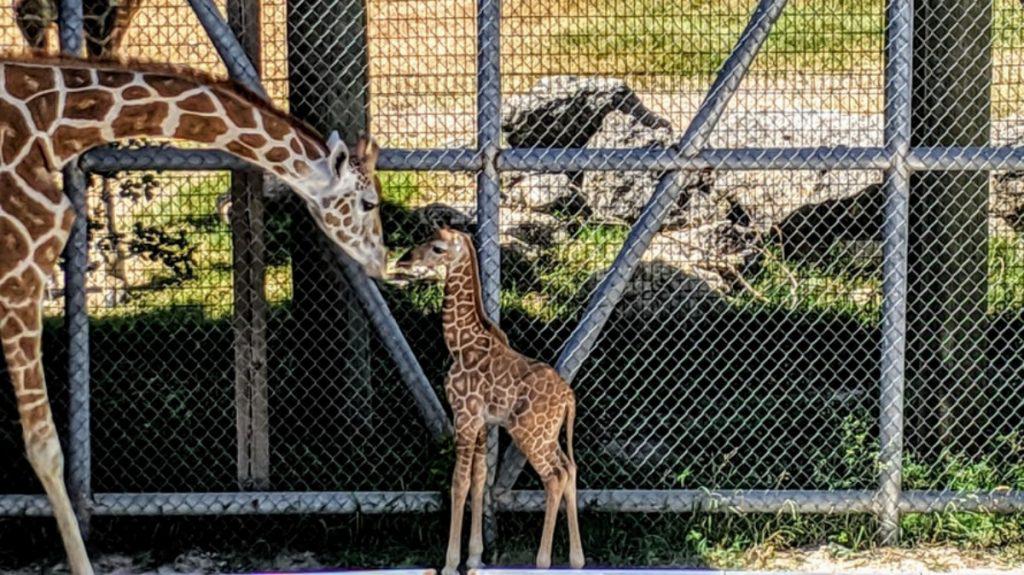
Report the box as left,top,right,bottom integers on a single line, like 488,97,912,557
570,553,585,569
535,557,551,570
466,556,484,570
442,566,460,575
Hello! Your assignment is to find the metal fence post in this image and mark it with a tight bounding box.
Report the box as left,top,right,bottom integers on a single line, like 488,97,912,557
476,0,502,552
57,0,91,538
877,0,913,545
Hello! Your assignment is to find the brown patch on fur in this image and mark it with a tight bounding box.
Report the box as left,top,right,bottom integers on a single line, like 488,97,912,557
301,137,323,160
324,213,341,227
0,218,31,273
34,235,64,270
0,173,55,239
273,166,287,176
25,91,58,131
4,64,55,99
239,133,266,149
145,74,195,97
290,138,303,154
112,102,168,138
260,111,290,139
61,67,93,89
292,160,310,176
1,55,325,148
63,89,116,121
178,93,217,113
226,141,257,161
265,146,289,162
0,266,43,306
0,99,31,164
217,93,256,129
97,70,134,88
52,125,103,159
15,140,59,203
174,114,228,143
122,85,151,100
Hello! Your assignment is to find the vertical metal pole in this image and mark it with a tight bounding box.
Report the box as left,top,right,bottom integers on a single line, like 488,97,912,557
878,0,912,545
476,0,502,553
58,0,91,538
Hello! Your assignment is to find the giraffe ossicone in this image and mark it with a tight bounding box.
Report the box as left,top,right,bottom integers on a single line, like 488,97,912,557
396,228,585,574
0,54,387,575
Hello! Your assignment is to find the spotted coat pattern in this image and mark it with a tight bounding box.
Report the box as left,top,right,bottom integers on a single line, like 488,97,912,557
0,56,385,575
397,229,585,574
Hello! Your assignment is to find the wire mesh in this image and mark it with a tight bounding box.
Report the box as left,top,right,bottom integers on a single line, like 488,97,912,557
1,0,1023,568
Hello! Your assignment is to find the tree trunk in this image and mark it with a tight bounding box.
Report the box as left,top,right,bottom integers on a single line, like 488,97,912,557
907,0,992,455
285,0,373,445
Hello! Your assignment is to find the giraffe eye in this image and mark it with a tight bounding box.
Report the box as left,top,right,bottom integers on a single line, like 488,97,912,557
432,245,447,255
361,199,378,212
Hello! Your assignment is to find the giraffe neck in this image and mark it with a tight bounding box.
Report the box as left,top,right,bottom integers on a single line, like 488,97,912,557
1,57,330,199
442,235,505,355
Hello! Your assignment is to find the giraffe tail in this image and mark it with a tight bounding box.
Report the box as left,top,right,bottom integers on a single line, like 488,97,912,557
565,395,576,466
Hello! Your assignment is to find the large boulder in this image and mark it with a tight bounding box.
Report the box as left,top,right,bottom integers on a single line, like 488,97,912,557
503,76,671,149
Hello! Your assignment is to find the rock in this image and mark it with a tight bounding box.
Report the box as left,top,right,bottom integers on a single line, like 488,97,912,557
503,76,671,149
501,172,578,213
582,111,713,226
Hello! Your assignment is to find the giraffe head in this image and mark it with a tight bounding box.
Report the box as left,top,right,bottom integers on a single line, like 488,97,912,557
301,132,387,278
394,227,471,277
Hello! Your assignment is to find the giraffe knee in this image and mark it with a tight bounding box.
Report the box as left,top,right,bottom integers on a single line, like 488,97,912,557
24,429,64,479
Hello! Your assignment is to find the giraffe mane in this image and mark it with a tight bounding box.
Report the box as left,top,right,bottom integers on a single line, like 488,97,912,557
456,230,510,345
0,50,327,153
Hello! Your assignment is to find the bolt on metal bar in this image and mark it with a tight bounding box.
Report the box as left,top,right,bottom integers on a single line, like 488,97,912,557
494,0,789,493
187,0,267,99
877,0,913,546
57,0,91,538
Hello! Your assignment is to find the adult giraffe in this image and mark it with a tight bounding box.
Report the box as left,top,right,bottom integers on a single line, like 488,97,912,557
0,54,386,574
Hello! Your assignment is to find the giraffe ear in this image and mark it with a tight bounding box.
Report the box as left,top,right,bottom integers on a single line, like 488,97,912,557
327,131,349,177
355,134,380,165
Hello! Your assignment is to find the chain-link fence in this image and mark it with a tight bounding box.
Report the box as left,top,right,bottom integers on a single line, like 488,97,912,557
2,0,1024,567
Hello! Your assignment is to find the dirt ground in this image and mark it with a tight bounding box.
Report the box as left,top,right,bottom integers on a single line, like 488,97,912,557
6,546,1024,574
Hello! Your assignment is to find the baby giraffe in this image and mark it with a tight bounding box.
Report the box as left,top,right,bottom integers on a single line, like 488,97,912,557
397,228,584,574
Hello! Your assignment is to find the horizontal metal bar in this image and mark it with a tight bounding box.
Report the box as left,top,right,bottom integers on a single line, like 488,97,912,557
0,493,442,516
496,490,877,513
908,146,1024,171
5,490,1024,517
499,147,890,172
80,146,1024,174
900,491,1024,513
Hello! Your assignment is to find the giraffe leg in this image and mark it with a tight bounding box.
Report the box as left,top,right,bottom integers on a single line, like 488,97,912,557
443,421,481,575
1,285,93,575
466,426,488,569
533,450,568,570
562,453,584,569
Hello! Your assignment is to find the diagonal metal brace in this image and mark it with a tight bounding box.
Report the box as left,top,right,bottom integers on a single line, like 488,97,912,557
187,0,452,440
494,0,790,491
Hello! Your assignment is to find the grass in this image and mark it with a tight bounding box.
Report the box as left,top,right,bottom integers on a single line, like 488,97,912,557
549,0,885,80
